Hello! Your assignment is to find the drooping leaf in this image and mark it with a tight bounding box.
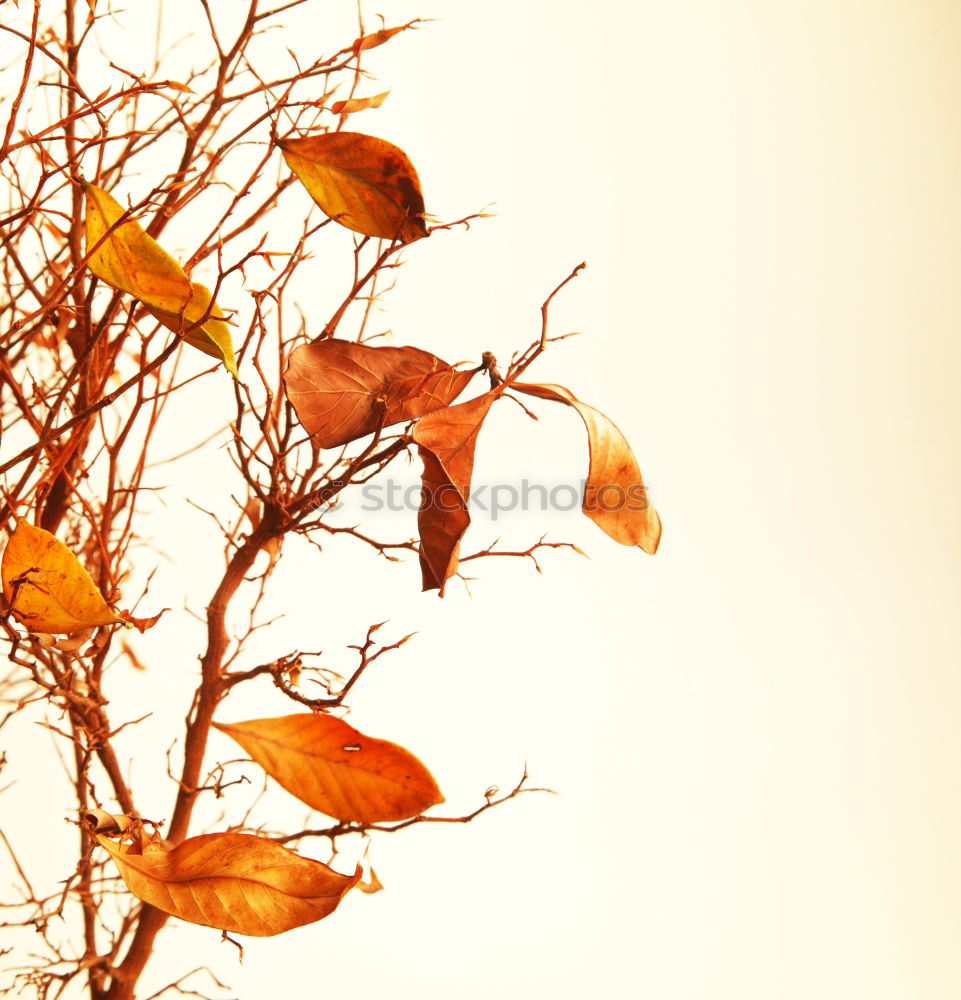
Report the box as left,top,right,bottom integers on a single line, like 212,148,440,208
412,391,500,594
1,518,124,634
512,383,661,553
97,831,359,937
214,714,444,823
83,182,236,375
356,866,384,894
145,282,238,378
284,339,476,449
278,132,428,242
331,91,389,116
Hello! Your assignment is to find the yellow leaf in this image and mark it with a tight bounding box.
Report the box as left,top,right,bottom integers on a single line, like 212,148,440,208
1,519,123,634
145,282,238,378
278,132,428,243
214,714,444,823
97,831,359,936
83,181,190,311
83,183,236,375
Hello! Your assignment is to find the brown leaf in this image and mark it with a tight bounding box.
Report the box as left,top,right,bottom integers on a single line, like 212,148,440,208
512,383,661,553
1,518,124,634
97,831,359,937
214,714,444,823
331,91,389,116
284,339,475,449
412,391,500,593
278,132,428,242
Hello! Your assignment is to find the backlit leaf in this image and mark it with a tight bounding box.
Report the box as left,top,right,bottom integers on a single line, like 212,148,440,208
278,132,428,242
1,518,124,634
331,91,389,115
83,181,190,309
513,383,661,553
97,831,359,937
412,391,500,594
83,183,236,375
352,22,417,54
284,338,476,448
214,714,444,823
145,282,238,378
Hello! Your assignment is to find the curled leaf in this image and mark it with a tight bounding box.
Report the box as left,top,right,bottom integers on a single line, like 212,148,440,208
117,608,167,633
284,339,476,449
97,831,359,936
512,383,661,553
331,91,389,116
214,714,444,823
1,518,123,634
412,391,500,594
82,809,133,834
356,866,384,894
82,183,236,375
278,132,428,242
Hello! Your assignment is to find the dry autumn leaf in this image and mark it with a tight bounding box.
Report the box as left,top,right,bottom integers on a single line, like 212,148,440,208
331,91,389,116
82,182,237,375
83,181,189,307
352,22,415,54
512,383,661,554
284,339,476,449
278,132,428,242
412,391,501,593
97,831,359,937
214,714,444,823
1,518,124,634
145,281,238,378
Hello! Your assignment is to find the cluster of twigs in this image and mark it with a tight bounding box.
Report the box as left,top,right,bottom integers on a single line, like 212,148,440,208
0,4,580,999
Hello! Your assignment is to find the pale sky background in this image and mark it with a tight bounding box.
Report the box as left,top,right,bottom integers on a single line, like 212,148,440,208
2,1,961,998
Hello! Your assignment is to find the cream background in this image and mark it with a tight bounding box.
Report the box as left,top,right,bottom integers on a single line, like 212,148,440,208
2,1,960,997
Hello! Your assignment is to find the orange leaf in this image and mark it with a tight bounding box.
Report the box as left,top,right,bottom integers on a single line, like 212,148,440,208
284,339,476,449
412,391,500,594
512,383,661,553
352,23,413,54
97,831,359,936
214,714,444,823
278,132,428,242
331,91,389,116
117,608,167,633
1,518,124,634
